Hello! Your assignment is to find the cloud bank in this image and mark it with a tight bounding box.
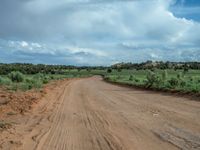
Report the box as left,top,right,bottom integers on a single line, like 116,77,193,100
0,0,200,65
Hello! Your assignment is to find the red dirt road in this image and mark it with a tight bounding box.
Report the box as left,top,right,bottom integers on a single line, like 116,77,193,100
1,76,200,150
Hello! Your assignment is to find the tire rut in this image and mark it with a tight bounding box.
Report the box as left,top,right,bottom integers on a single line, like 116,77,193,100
13,76,200,150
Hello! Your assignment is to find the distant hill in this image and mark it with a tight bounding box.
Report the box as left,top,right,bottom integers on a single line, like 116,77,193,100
111,61,200,70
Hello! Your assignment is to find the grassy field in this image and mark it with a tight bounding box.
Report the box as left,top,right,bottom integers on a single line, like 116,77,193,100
104,69,200,93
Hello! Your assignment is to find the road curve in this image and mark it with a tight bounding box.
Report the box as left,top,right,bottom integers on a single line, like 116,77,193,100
23,76,200,150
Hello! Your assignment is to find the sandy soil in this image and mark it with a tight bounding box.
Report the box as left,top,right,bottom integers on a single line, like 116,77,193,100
0,76,200,150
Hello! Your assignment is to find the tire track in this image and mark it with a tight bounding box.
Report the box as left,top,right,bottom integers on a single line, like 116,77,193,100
17,76,200,150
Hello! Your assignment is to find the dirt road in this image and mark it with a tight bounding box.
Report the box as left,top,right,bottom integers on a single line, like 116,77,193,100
1,76,200,150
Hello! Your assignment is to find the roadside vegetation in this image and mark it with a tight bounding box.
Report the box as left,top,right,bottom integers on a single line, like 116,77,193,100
103,61,200,93
104,69,200,93
0,64,97,91
0,71,95,91
0,72,68,91
0,61,200,93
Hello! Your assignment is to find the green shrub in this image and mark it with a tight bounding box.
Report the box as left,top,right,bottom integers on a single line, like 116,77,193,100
129,75,133,81
112,78,117,82
0,76,12,86
43,78,49,84
107,69,112,73
134,78,140,83
177,72,182,80
32,80,43,89
18,82,32,91
189,77,194,82
162,70,168,81
117,68,122,72
8,71,24,83
24,78,43,90
0,76,8,85
116,75,120,79
143,79,148,83
183,68,189,74
168,77,179,87
146,71,161,87
104,76,110,81
50,76,55,79
33,73,44,80
0,76,3,83
179,80,186,87
186,83,199,93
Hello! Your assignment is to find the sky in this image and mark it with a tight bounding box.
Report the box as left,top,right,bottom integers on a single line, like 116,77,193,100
0,0,200,66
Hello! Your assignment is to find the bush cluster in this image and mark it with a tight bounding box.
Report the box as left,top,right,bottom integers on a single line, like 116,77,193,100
105,69,200,93
8,71,24,83
0,71,58,91
146,71,161,87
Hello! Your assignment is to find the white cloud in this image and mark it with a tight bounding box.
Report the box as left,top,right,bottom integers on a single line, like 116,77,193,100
20,41,29,47
31,43,42,48
0,0,200,65
7,40,50,54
